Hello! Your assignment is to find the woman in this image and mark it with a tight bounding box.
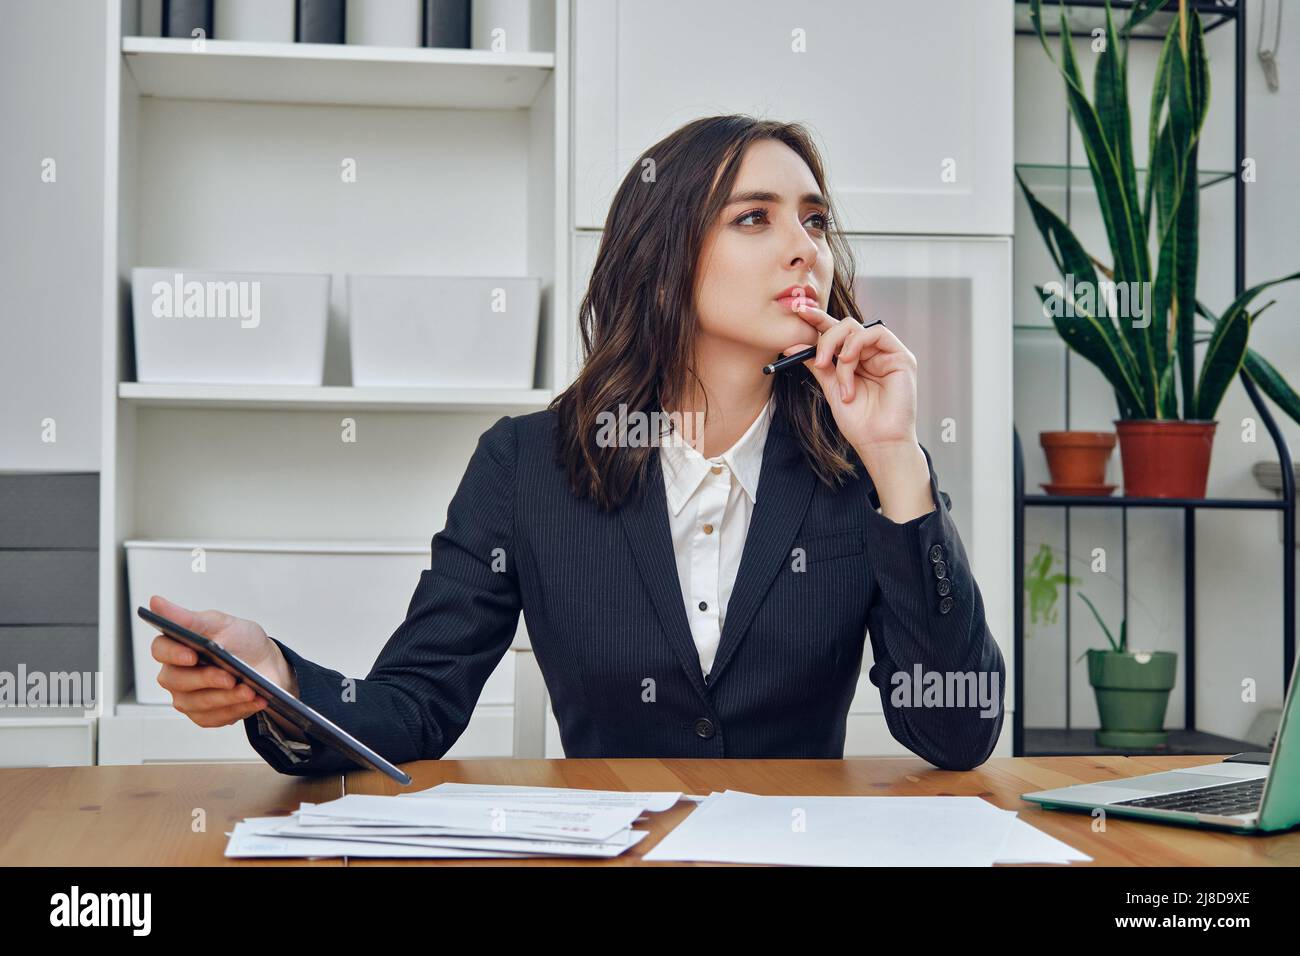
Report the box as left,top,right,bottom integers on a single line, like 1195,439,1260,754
152,115,1005,772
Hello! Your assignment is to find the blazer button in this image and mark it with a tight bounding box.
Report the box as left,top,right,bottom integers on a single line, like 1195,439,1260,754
933,560,948,579
929,544,944,563
694,717,715,738
939,596,954,614
937,578,952,597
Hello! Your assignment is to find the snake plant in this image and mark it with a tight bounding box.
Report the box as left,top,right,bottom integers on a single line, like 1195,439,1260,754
1017,0,1300,423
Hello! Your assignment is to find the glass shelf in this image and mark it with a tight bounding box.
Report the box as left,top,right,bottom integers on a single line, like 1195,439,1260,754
1013,1,1237,41
1015,163,1235,193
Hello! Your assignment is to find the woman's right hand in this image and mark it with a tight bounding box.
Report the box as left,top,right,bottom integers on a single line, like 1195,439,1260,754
149,594,296,728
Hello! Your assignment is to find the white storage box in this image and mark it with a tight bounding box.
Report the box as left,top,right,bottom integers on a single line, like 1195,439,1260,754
472,0,550,52
348,274,541,388
126,539,431,705
347,0,422,47
214,0,295,42
131,267,330,385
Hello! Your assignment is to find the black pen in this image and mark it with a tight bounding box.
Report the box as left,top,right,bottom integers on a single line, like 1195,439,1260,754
762,318,884,375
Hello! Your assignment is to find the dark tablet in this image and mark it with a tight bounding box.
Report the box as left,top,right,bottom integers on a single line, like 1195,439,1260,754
138,605,412,786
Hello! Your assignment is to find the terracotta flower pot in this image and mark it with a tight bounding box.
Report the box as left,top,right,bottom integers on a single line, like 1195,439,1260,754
1115,420,1217,499
1040,431,1116,486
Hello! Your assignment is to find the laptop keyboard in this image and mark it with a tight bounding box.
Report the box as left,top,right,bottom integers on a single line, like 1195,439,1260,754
1113,777,1265,816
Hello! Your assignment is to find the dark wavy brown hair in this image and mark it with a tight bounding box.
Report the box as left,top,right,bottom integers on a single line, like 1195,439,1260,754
551,114,864,511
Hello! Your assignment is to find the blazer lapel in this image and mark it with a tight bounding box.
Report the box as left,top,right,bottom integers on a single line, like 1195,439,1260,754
617,407,818,699
706,413,816,688
618,449,711,700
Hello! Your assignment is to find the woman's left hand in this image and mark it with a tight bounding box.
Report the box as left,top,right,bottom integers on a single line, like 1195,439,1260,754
781,303,935,522
781,303,919,457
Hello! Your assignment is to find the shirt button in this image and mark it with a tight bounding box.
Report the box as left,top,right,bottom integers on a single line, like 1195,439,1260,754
694,717,715,738
702,523,714,534
710,465,723,475
698,601,708,612
939,596,954,614
929,544,944,563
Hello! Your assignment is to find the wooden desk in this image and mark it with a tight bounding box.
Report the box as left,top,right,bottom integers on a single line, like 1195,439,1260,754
0,763,343,866
3,755,1297,866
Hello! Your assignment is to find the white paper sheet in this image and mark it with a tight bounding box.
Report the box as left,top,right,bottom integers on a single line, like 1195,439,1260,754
292,793,642,843
642,791,1022,866
249,820,650,858
993,818,1093,864
400,782,689,813
225,818,529,859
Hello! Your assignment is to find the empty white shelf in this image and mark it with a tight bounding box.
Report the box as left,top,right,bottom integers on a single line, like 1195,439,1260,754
119,382,553,413
122,37,556,110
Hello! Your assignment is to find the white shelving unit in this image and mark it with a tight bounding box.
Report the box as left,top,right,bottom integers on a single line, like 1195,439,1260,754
96,0,572,764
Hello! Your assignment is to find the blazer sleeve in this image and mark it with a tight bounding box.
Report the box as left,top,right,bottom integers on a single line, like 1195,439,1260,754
861,442,1006,771
243,415,523,776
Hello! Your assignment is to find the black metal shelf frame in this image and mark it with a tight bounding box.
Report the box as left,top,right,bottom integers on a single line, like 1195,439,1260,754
1013,0,1239,39
1010,0,1296,757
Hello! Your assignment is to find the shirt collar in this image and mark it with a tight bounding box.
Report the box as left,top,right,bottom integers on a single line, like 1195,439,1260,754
659,395,774,516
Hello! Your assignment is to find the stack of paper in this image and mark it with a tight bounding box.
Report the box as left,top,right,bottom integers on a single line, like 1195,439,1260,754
641,791,1091,866
225,783,701,860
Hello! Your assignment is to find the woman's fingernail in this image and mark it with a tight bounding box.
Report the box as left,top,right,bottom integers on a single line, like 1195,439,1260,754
840,384,849,401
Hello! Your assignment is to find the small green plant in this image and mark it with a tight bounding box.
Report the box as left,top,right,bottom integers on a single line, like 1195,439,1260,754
1025,543,1080,631
1075,592,1128,660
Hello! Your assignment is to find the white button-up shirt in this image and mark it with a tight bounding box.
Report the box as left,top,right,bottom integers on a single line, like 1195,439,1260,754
658,395,774,681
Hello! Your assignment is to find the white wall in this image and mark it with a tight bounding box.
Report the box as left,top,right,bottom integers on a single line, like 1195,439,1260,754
0,0,106,470
1014,0,1300,740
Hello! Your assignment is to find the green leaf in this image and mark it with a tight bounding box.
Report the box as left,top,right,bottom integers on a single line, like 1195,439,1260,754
1016,170,1146,413
1025,543,1081,630
1144,25,1176,232
1053,3,1155,408
1194,285,1250,422
1095,2,1142,257
1157,359,1177,418
1244,347,1300,428
1094,1,1160,399
1150,121,1180,400
1171,12,1209,416
1124,0,1174,36
1194,274,1300,420
1078,592,1121,653
1175,136,1200,417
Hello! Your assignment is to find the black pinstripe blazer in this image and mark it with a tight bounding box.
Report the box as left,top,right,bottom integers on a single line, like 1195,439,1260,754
244,404,1005,773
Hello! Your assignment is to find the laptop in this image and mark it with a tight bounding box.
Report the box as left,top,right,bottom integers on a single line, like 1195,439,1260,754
1020,655,1300,834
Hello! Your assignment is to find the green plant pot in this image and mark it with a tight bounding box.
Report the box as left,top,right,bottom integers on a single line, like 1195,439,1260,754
1086,650,1178,748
